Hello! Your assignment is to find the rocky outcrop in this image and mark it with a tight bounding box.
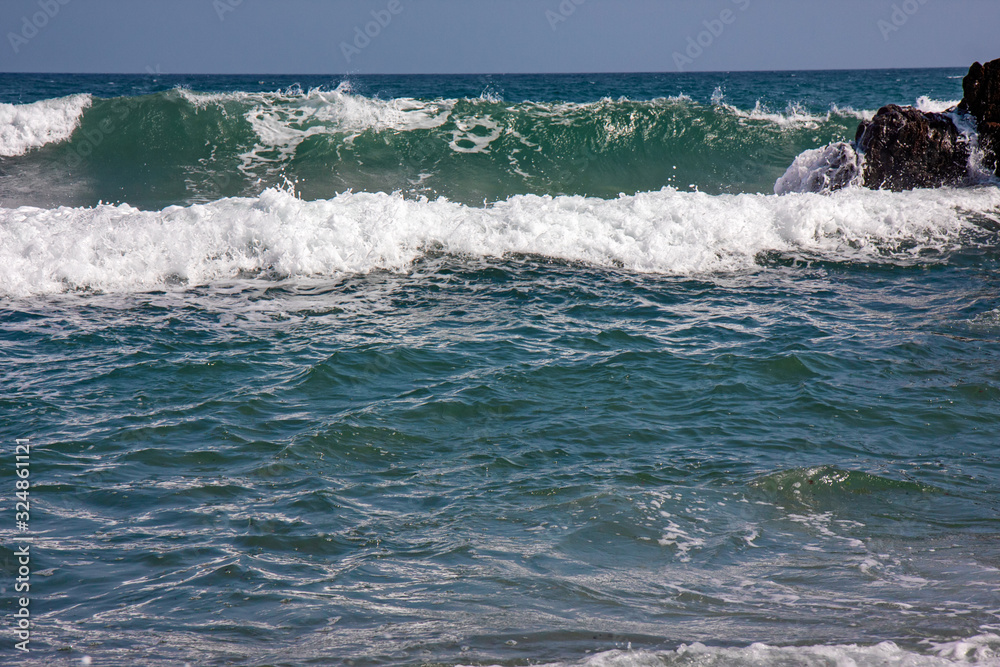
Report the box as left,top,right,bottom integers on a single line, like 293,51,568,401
853,58,1000,190
776,59,1000,195
854,104,971,191
959,59,1000,177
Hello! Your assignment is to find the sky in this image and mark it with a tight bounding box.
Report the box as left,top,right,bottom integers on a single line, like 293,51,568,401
0,0,998,75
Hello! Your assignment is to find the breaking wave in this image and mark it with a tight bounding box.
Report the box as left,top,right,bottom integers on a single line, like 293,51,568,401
0,86,871,207
3,184,999,297
0,93,91,157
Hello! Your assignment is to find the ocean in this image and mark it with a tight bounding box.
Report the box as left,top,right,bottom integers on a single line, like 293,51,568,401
2,69,1000,666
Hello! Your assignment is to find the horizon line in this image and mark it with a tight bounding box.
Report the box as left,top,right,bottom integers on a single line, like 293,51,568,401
0,65,974,77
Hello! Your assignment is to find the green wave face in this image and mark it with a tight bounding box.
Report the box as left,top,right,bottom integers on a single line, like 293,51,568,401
2,88,866,209
751,465,940,505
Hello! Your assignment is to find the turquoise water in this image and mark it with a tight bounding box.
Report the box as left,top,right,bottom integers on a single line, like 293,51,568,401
0,69,970,208
2,71,1000,666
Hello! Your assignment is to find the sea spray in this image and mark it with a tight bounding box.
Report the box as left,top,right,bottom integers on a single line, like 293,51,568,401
3,185,1000,297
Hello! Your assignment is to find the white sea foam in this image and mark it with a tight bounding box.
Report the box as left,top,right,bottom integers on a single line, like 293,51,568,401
721,99,874,127
709,87,866,127
915,96,961,114
0,94,92,157
774,142,863,195
730,100,827,126
175,84,461,174
449,115,503,154
521,634,1000,666
227,84,457,175
941,105,999,186
830,104,876,121
246,85,454,142
906,98,996,185
2,185,999,298
657,520,707,562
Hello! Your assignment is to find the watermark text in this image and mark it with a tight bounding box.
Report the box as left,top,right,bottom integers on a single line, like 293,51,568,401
7,0,72,54
214,0,244,22
878,0,930,41
673,0,751,72
546,0,588,31
341,0,404,64
12,439,32,652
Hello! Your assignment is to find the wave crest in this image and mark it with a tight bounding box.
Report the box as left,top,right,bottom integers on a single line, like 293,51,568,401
3,185,999,297
0,94,91,157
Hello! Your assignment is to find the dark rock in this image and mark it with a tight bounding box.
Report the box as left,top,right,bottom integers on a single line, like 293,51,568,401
777,60,1000,195
854,104,970,191
958,58,1000,177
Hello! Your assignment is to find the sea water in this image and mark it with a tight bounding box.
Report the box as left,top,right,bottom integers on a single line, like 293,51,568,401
2,69,1000,666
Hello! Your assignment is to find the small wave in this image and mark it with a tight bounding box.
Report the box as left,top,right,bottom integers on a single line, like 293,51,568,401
2,185,999,298
711,88,871,127
558,634,1000,666
0,94,92,157
722,100,829,127
751,466,939,498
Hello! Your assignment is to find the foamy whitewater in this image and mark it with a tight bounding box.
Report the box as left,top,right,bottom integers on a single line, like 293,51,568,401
3,70,1000,667
3,185,1000,297
0,93,90,157
546,635,1000,667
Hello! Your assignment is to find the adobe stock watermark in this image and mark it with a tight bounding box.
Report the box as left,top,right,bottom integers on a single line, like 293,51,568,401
877,0,930,41
7,0,72,54
673,0,751,72
213,0,243,21
64,64,161,166
11,439,32,653
340,0,404,65
65,104,132,170
545,0,588,31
